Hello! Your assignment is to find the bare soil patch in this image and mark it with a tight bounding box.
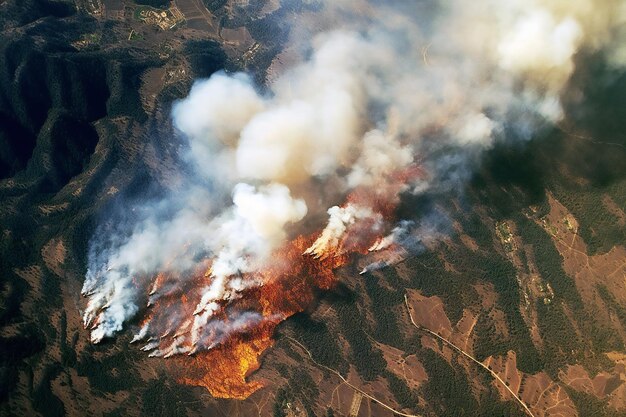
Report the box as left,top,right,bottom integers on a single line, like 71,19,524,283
484,351,578,417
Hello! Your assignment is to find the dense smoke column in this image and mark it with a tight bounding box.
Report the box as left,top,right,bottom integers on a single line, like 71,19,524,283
81,0,626,398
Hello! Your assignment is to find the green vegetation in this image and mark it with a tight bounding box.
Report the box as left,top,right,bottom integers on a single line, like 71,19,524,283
363,271,405,348
467,139,626,376
545,62,626,255
420,348,478,416
535,301,581,377
287,314,348,374
1,3,624,417
550,179,626,255
333,289,387,381
598,286,626,332
32,364,65,417
202,0,227,12
273,389,291,417
479,254,544,373
513,213,583,310
129,30,144,41
403,250,469,324
513,212,624,373
473,314,510,360
451,211,546,371
0,324,45,402
290,368,318,417
141,378,197,417
59,312,77,367
476,376,528,417
133,0,169,7
134,5,163,21
72,32,102,50
273,368,319,417
566,388,626,417
399,204,544,373
76,350,140,393
183,39,228,79
496,221,515,251
384,370,420,411
84,33,101,43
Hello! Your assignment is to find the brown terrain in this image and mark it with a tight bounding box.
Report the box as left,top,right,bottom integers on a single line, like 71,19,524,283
484,352,576,417
537,194,626,411
1,0,626,416
540,193,626,317
405,290,576,417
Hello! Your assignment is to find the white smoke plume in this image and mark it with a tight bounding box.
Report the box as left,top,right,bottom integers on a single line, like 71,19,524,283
82,0,626,352
305,204,382,259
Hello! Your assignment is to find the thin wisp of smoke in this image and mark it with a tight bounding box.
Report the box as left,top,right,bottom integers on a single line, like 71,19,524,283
82,0,626,398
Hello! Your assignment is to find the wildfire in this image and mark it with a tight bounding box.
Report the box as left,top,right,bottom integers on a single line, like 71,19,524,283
160,235,344,398
163,232,359,398
170,168,422,398
83,165,424,399
172,321,274,399
79,0,623,400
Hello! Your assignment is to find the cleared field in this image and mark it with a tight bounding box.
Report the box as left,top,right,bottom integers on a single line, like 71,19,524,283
174,0,218,33
103,0,124,19
485,352,578,417
186,17,212,31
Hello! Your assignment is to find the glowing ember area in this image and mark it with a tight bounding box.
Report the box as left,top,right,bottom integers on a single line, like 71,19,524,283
83,165,422,399
172,323,273,399
146,202,396,397
171,235,349,398
162,170,423,397
169,223,383,397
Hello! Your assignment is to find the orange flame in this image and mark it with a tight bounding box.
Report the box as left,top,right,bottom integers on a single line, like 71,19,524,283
168,234,351,398
149,165,425,398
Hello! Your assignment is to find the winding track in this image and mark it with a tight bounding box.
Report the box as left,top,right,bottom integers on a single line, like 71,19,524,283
286,336,421,417
404,294,537,417
284,293,540,417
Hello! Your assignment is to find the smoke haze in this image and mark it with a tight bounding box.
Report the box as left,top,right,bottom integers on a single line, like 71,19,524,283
82,0,625,362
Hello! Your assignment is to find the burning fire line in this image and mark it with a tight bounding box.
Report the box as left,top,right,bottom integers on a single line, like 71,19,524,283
80,0,626,401
83,166,423,399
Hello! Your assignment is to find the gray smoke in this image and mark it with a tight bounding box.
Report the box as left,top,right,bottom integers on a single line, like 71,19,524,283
82,0,626,349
